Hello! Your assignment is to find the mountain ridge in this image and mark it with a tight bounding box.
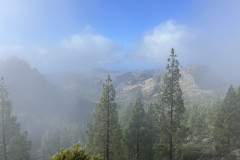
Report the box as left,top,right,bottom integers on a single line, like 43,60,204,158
45,64,230,107
0,57,95,154
0,57,231,157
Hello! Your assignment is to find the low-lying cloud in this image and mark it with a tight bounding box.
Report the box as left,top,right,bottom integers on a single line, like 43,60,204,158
1,15,240,80
134,20,195,66
0,21,194,73
0,28,123,72
60,32,119,63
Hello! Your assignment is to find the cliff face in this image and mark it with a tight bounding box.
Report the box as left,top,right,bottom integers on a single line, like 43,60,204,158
114,65,228,105
46,64,229,108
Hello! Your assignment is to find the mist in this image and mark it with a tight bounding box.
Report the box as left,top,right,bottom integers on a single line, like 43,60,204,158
0,0,240,160
0,0,239,79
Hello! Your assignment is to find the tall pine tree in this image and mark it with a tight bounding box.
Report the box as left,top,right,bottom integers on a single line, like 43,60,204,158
155,48,185,160
87,74,122,160
213,85,240,153
144,103,158,160
124,98,145,160
0,77,31,160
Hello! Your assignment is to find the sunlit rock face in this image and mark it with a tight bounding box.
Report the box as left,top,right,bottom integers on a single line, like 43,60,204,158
47,64,229,109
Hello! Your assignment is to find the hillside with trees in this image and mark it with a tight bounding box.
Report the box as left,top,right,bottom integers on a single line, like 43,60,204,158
0,50,240,159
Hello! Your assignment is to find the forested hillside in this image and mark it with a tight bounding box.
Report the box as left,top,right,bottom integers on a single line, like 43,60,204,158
0,54,239,159
0,57,94,159
1,0,240,159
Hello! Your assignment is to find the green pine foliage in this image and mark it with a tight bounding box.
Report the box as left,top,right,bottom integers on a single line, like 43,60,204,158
143,103,158,160
3,48,240,159
186,103,208,140
0,77,31,160
213,85,240,153
87,74,123,160
155,49,186,160
123,98,145,160
39,128,61,160
39,123,83,160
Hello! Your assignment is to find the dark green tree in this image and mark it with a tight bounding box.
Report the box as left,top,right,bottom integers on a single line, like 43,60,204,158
187,103,208,140
121,103,134,160
213,85,240,153
144,103,158,160
0,77,31,160
87,74,122,160
234,87,240,147
155,49,185,160
124,98,145,160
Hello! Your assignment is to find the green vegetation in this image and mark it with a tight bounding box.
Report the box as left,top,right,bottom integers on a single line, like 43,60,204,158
50,142,101,160
39,123,83,160
86,75,123,160
51,49,240,160
123,98,145,160
0,77,31,160
213,85,240,154
155,48,186,160
2,49,240,160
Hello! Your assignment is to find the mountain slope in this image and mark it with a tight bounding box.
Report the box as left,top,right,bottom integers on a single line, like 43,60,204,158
0,57,94,153
46,65,230,110
0,57,231,159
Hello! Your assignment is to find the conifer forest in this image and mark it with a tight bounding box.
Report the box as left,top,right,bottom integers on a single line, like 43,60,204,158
1,1,240,160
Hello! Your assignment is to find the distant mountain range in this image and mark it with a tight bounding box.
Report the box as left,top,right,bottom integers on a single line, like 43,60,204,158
0,57,231,152
46,64,230,107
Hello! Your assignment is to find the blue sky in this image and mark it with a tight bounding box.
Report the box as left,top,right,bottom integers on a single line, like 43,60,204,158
0,0,195,45
0,0,240,77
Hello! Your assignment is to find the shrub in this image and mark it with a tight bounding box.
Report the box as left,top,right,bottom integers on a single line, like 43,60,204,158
50,142,101,160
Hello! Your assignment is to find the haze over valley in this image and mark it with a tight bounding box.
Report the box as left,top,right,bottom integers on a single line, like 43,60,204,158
0,56,232,159
0,0,240,160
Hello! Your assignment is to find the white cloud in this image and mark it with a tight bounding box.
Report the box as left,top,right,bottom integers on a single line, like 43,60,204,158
55,30,123,70
0,22,196,72
0,28,122,72
60,32,119,63
135,20,195,65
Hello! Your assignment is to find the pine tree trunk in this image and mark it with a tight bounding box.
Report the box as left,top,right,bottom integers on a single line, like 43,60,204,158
170,104,173,160
170,136,172,160
149,141,152,160
128,145,131,160
170,102,173,160
106,100,110,160
106,82,110,160
137,130,140,160
170,51,174,160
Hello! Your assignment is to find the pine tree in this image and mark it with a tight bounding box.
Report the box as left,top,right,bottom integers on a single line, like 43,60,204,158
87,74,122,160
144,103,158,160
39,128,61,160
234,87,240,147
39,123,83,160
122,103,134,160
213,85,240,153
124,98,145,160
155,49,185,160
0,77,31,160
187,103,208,140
